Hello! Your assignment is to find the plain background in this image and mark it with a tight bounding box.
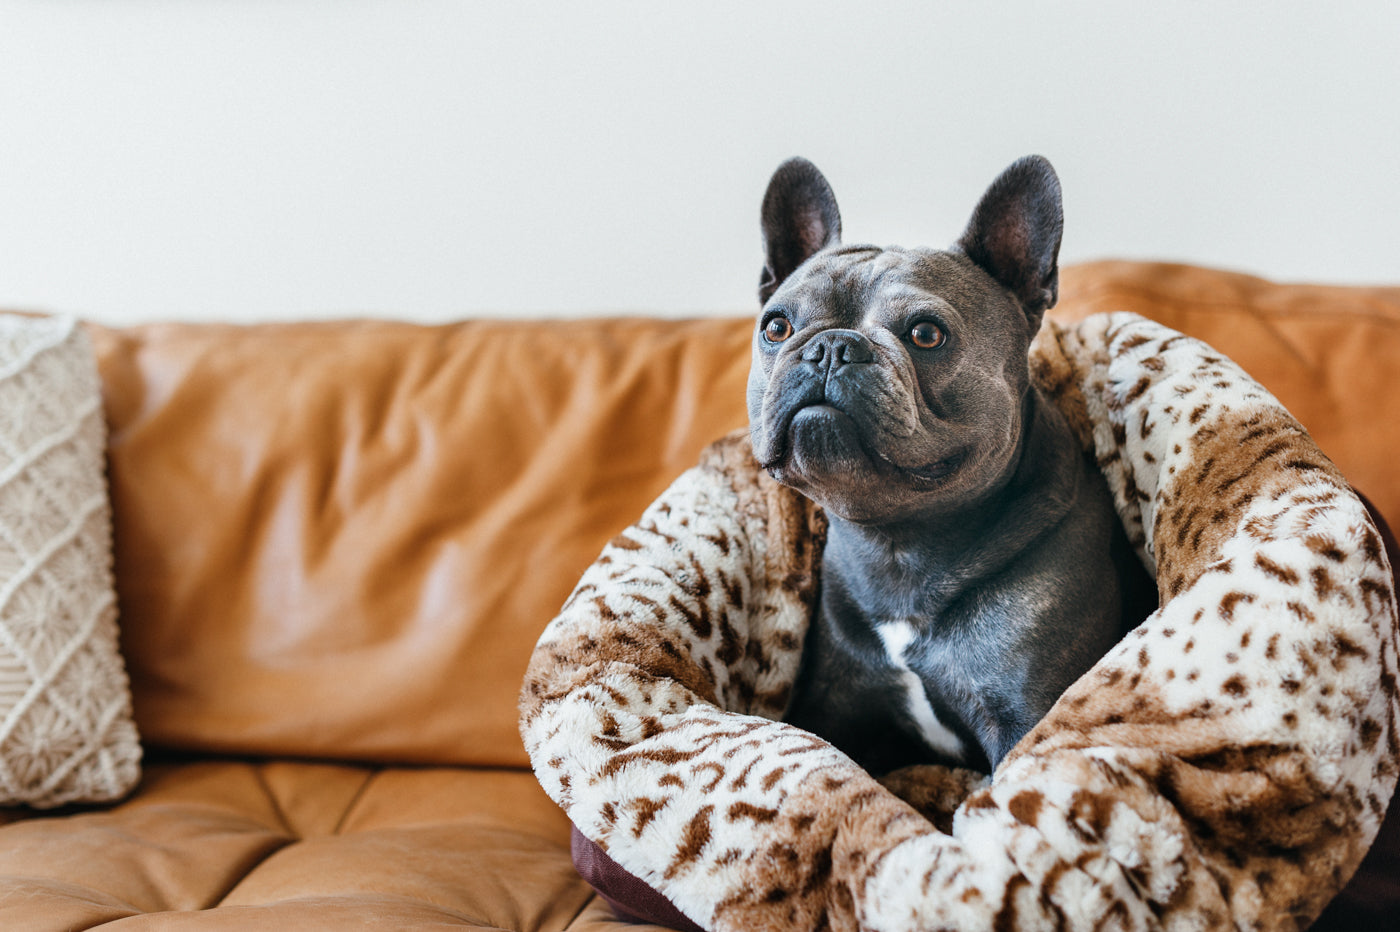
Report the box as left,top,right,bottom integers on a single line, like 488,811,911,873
1,1,1397,325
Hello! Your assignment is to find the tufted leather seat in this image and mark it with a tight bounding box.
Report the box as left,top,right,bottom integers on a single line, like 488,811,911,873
0,763,604,929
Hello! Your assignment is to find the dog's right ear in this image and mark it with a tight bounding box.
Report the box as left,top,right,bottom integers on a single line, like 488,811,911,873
759,158,842,305
956,155,1063,325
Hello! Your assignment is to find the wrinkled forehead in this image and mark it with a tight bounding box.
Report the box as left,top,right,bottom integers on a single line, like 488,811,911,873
779,245,979,309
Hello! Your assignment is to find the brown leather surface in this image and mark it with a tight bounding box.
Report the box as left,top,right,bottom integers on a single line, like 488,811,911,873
90,317,753,768
0,760,670,929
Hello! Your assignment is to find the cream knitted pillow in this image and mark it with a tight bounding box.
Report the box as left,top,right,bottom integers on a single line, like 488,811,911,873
0,314,140,808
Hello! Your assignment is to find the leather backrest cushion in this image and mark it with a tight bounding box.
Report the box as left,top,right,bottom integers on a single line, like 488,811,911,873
87,262,1400,765
91,317,752,766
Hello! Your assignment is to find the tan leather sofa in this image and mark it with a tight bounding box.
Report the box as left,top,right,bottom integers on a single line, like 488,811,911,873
0,261,1395,929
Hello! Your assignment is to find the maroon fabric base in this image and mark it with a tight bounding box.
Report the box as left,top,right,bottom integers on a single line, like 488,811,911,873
571,824,705,932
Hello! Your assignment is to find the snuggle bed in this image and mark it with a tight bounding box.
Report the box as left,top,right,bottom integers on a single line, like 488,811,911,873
521,311,1400,931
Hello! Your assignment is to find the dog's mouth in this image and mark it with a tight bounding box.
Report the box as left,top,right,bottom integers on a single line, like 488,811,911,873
760,403,964,489
874,448,966,486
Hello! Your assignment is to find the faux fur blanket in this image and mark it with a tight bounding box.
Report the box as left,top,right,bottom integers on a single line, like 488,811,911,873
520,313,1399,931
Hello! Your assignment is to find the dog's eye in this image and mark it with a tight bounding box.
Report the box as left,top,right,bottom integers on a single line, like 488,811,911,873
909,321,946,349
763,315,794,344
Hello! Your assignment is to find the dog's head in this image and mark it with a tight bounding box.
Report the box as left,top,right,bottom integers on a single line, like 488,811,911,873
746,156,1063,525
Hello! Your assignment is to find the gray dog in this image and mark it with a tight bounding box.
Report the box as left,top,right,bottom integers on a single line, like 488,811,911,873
750,156,1152,775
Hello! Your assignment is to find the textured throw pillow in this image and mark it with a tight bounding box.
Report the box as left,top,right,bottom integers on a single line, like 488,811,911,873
0,314,140,808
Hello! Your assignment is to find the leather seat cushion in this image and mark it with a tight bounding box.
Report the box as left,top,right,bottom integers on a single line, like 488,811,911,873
0,761,669,929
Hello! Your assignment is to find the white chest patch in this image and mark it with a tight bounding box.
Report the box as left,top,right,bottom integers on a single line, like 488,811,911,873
875,621,966,761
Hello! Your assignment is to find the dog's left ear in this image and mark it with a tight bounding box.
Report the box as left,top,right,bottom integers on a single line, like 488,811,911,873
759,157,842,305
957,155,1063,324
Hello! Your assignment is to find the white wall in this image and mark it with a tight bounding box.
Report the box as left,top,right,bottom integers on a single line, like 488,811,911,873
1,1,1396,325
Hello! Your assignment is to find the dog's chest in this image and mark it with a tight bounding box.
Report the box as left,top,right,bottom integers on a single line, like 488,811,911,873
874,620,968,763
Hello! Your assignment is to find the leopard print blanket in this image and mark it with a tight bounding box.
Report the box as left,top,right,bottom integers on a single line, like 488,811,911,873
520,313,1399,931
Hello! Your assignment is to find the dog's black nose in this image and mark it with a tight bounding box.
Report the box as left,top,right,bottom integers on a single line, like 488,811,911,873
801,330,874,370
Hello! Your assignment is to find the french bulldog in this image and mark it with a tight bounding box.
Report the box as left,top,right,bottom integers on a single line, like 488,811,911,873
751,155,1153,775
